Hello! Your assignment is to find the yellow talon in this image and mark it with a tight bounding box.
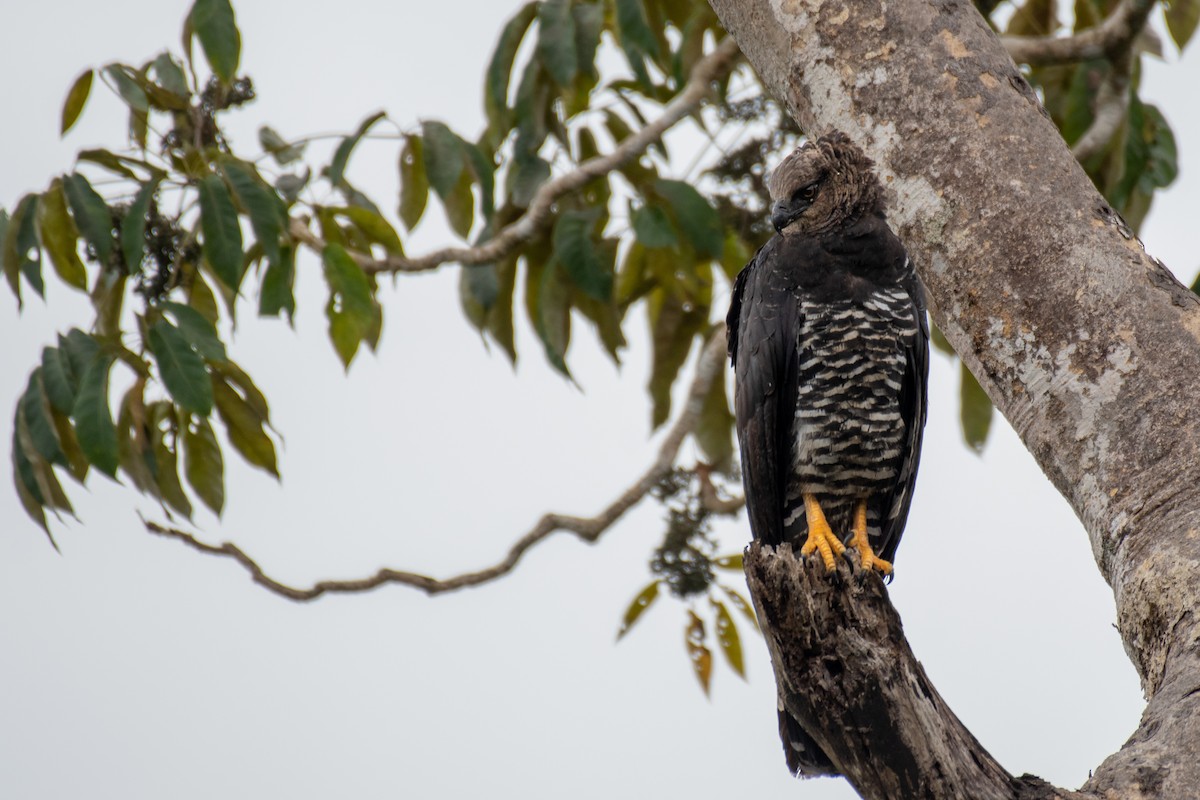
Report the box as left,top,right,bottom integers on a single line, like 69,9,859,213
851,500,892,575
799,494,845,571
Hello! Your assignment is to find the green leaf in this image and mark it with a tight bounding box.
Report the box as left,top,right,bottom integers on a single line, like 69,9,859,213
76,149,138,179
532,255,573,377
398,134,429,231
712,599,746,678
632,204,678,248
259,244,296,320
41,347,77,413
685,611,713,696
221,159,286,267
116,383,159,496
3,196,42,303
90,270,126,338
460,263,501,329
148,320,214,415
72,354,119,477
63,173,113,264
121,177,160,274
37,180,87,291
720,585,759,631
61,69,94,135
513,58,550,158
152,52,189,97
184,415,224,515
573,2,604,80
322,244,378,368
331,206,404,255
487,256,518,363
960,361,993,452
463,141,496,222
160,301,227,361
713,553,744,571
616,580,660,639
329,110,387,187
1166,0,1200,50
443,169,476,239
553,209,611,300
60,328,100,384
148,403,192,519
51,407,89,484
212,360,270,422
930,322,955,355
615,0,660,87
695,364,734,466
507,153,551,208
421,120,466,199
484,2,538,139
655,179,722,258
537,0,578,88
103,64,149,113
212,375,277,477
189,0,241,82
258,125,306,166
12,431,51,538
197,173,244,290
648,289,703,428
20,371,66,465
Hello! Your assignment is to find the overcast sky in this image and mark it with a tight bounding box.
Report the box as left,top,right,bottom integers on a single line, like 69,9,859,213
1,2,1197,798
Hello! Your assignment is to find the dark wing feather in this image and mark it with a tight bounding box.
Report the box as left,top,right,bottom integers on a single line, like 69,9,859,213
728,240,801,548
877,264,929,564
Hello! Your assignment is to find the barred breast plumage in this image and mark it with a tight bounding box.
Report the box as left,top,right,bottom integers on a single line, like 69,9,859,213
783,284,919,540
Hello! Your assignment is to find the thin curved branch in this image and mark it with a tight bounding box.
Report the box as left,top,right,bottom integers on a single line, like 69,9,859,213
144,328,730,601
1071,55,1132,162
696,462,746,515
286,36,741,276
1002,0,1155,66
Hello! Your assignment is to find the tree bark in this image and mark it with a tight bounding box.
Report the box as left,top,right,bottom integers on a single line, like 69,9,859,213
707,0,1200,796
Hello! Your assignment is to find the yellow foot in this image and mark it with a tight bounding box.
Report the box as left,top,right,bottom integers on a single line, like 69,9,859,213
851,500,892,575
799,494,845,571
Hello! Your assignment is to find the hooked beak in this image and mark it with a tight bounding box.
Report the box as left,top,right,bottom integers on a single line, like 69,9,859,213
771,200,804,233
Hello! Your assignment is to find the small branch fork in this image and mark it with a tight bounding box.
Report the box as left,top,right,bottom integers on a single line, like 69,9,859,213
1001,0,1156,66
145,329,730,601
288,36,742,277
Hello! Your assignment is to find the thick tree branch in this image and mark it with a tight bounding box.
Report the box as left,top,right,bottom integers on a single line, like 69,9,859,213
709,0,1200,795
144,329,729,601
745,544,1085,800
287,36,741,276
1001,0,1155,66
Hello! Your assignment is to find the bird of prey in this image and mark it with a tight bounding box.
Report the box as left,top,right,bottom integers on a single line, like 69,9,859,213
726,132,929,774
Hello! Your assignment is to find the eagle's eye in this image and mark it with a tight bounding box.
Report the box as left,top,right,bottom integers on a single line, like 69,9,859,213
793,181,820,205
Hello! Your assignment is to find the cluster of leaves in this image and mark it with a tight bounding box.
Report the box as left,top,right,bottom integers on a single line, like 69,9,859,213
616,469,758,694
4,0,297,541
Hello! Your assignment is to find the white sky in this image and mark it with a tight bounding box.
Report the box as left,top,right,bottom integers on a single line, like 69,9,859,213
1,2,1196,798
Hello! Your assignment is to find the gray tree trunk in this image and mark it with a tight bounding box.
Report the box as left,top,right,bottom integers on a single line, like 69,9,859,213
706,0,1200,797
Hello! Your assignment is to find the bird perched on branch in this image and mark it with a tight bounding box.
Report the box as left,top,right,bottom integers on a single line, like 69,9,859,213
726,131,929,775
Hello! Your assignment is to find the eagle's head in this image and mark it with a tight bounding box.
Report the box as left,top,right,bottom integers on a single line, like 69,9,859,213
767,132,884,236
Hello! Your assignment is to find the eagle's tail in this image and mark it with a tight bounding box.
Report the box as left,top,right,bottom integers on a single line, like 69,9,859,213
779,705,838,777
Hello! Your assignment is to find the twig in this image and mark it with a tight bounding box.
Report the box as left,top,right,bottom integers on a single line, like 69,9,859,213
287,36,742,276
144,328,731,601
1071,55,1132,162
1002,0,1155,66
695,462,746,515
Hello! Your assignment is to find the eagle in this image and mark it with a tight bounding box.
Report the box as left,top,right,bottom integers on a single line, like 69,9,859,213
726,131,929,775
